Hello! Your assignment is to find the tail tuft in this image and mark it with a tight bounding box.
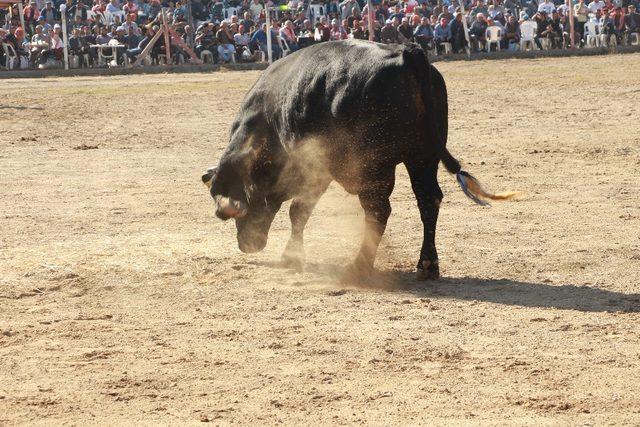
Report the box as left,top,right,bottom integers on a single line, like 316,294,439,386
456,170,519,206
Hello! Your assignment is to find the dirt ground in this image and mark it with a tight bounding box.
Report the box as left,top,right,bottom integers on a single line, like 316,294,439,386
1,53,640,425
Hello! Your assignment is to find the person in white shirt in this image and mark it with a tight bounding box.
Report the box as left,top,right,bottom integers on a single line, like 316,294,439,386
249,0,263,19
106,0,121,14
588,0,605,14
538,0,556,15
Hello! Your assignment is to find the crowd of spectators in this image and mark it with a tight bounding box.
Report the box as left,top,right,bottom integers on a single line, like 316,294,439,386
1,0,639,69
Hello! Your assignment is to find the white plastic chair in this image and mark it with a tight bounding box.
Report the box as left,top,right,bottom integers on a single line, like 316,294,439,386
2,43,18,70
519,20,537,51
224,7,238,19
279,36,291,57
200,49,214,63
630,33,640,46
308,4,325,24
485,26,502,51
584,21,599,47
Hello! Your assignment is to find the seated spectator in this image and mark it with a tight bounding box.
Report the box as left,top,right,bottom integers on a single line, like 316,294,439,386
240,11,255,31
533,11,550,49
314,20,330,42
625,5,640,42
598,9,618,44
293,12,306,33
340,0,361,20
68,0,89,25
123,0,138,15
234,24,252,60
434,17,451,54
504,14,520,47
541,22,561,48
49,25,64,60
280,20,299,51
126,27,154,63
351,19,367,39
40,1,58,26
251,23,281,60
72,15,85,30
397,17,413,43
249,0,263,21
96,25,112,44
414,16,434,51
470,0,488,19
329,18,348,40
469,13,488,52
30,24,50,66
106,0,121,14
122,13,141,37
23,1,40,35
380,19,398,43
216,21,235,63
190,0,208,22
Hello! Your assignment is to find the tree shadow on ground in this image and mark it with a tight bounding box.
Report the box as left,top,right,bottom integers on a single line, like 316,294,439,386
250,260,640,313
0,105,43,110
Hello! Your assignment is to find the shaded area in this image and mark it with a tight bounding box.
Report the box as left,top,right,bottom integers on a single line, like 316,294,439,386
253,260,640,313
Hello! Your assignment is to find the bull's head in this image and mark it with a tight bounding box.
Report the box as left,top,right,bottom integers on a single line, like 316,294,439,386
202,141,284,254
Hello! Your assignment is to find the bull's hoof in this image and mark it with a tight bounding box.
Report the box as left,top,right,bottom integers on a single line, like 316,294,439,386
416,260,440,281
281,252,304,272
340,263,373,284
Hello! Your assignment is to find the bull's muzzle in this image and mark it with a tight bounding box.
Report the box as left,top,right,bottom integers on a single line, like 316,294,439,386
213,195,248,220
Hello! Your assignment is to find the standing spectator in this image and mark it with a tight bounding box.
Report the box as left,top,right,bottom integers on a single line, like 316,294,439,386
574,0,589,44
450,12,467,53
216,21,235,63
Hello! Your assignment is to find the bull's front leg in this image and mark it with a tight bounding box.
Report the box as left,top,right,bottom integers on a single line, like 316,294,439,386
281,183,329,270
342,170,395,282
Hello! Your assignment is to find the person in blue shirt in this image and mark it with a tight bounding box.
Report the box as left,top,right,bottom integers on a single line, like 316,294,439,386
433,17,452,54
414,16,434,51
250,23,282,60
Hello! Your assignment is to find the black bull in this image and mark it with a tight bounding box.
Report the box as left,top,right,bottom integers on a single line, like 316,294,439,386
202,40,515,280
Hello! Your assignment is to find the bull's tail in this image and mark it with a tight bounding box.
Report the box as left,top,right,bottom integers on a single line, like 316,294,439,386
403,44,518,206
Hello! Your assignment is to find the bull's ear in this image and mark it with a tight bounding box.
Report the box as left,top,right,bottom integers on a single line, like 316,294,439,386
201,166,217,189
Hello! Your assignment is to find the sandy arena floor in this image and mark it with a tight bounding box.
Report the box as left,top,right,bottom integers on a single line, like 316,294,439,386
1,54,640,425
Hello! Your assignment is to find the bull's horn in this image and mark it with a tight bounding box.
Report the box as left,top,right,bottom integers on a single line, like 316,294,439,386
201,167,217,189
213,195,247,219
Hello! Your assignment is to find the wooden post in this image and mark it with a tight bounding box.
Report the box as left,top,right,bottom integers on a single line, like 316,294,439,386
265,6,272,64
457,2,472,57
17,0,26,33
161,8,171,63
60,3,69,70
568,1,575,49
367,0,374,41
131,27,164,66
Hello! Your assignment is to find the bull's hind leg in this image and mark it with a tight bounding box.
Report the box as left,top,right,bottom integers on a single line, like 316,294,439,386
342,169,395,282
281,182,330,270
406,159,443,280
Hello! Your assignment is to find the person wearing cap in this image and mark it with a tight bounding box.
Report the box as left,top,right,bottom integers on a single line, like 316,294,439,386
380,18,398,43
